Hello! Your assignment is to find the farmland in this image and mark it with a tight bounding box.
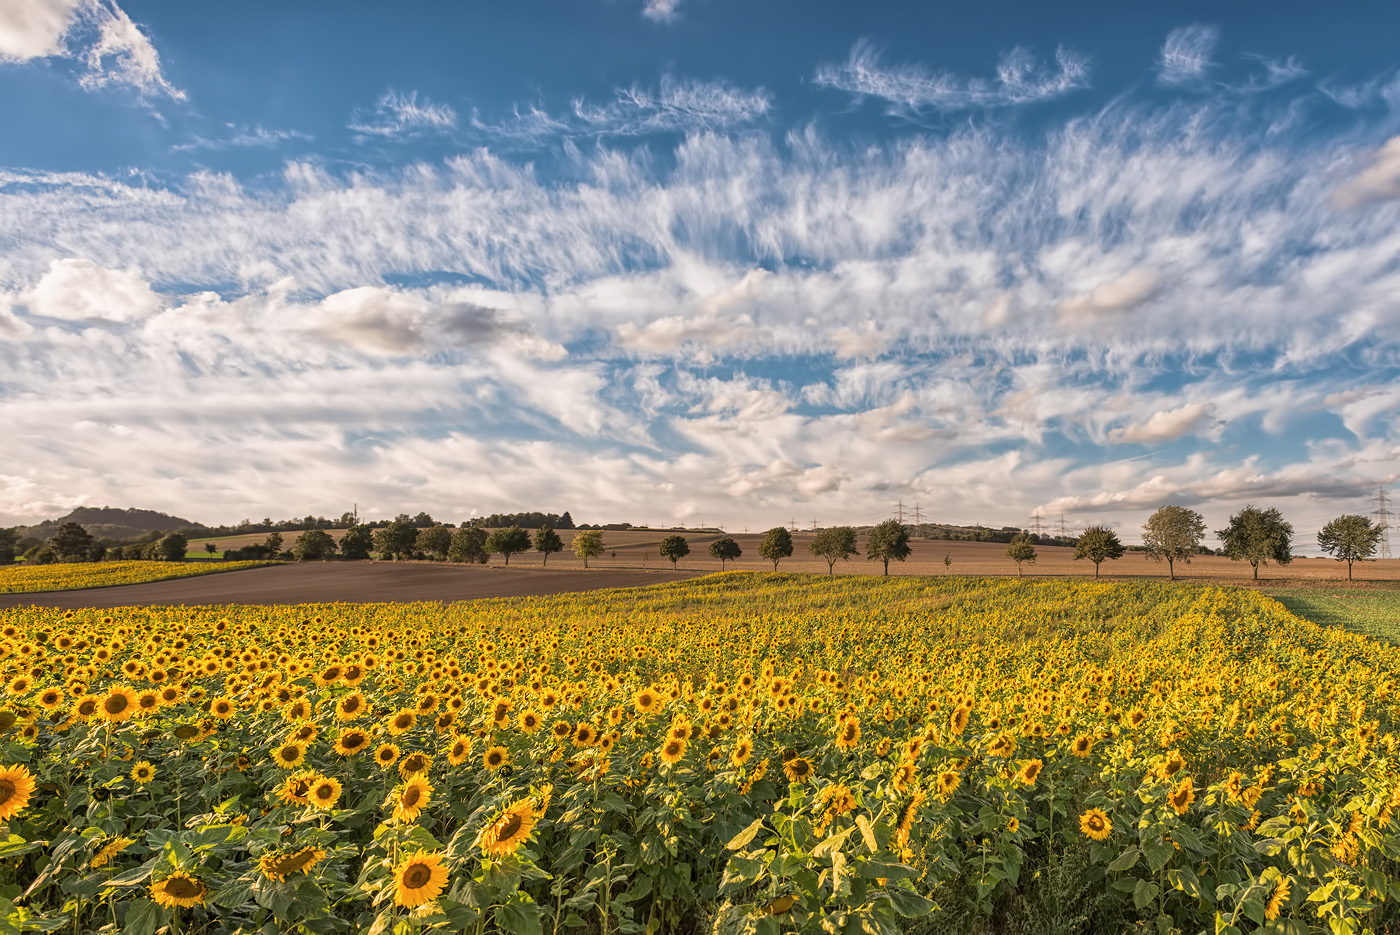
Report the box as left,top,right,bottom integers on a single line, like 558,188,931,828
2,573,1399,933
0,560,274,595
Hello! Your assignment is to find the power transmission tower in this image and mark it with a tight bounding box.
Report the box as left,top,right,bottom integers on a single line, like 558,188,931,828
811,517,817,532
1029,512,1045,536
1374,487,1395,560
896,499,904,523
913,502,922,526
1056,514,1069,539
789,517,797,533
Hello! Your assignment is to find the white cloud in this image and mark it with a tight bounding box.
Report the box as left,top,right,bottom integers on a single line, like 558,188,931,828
1331,136,1400,209
641,0,680,22
1107,402,1215,444
0,0,182,100
21,257,162,322
350,90,458,138
173,126,313,152
814,40,1090,114
1158,24,1218,87
0,0,81,60
1057,268,1160,319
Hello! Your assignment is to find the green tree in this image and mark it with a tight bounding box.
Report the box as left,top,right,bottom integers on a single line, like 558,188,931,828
942,553,953,574
204,542,217,555
152,532,188,562
263,531,285,557
759,527,793,571
415,524,453,560
572,530,605,568
1141,505,1207,581
866,519,911,576
1006,533,1037,577
1073,525,1125,578
1216,505,1294,581
1317,514,1385,581
292,528,338,561
485,525,532,565
809,526,858,574
534,526,564,566
0,528,19,565
372,520,417,560
339,524,374,560
50,522,95,562
659,535,690,567
708,536,742,569
448,525,490,564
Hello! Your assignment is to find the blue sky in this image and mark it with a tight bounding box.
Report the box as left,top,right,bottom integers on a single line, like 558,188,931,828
1,0,1398,549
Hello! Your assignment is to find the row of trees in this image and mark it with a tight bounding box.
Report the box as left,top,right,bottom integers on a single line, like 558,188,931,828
0,522,190,565
995,505,1388,581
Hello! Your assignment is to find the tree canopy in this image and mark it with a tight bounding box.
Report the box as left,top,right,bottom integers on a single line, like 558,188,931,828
866,520,911,576
1072,525,1125,578
485,526,532,565
1317,514,1384,581
292,529,338,561
371,521,416,560
447,525,489,564
809,527,858,574
1141,505,1206,580
1005,533,1037,577
659,535,690,567
415,524,453,560
50,522,95,561
534,527,564,565
572,530,605,568
1215,505,1293,580
338,524,373,560
759,527,793,571
708,537,742,569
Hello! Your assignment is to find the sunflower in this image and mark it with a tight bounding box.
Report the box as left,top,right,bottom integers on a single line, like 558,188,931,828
270,741,307,769
782,756,813,783
1265,875,1291,921
374,743,401,768
392,777,433,822
335,692,366,721
392,850,448,909
1224,770,1245,801
72,695,100,720
1079,808,1112,841
659,738,687,765
307,776,342,810
573,723,597,747
949,706,970,736
258,846,326,882
209,696,237,719
633,687,660,714
1169,776,1195,816
834,717,861,751
150,871,208,908
731,738,753,768
90,836,133,869
1014,759,1043,786
386,709,417,736
1159,749,1186,779
1006,816,1020,834
1069,735,1094,758
398,752,431,777
483,745,509,770
477,799,537,857
277,771,315,806
333,729,370,756
446,736,472,766
517,710,542,733
551,720,573,741
935,770,962,798
98,686,138,723
130,761,155,784
0,764,35,819
36,688,64,710
135,690,161,715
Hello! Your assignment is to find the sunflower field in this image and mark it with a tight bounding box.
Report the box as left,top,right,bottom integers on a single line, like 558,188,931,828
0,561,274,595
1,573,1399,934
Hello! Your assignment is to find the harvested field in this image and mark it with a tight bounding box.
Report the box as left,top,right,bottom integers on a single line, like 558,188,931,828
0,562,698,609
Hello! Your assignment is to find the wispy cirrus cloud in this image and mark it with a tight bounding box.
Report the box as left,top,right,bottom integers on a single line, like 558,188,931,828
1157,24,1218,87
470,77,770,147
173,125,314,153
641,0,681,23
1331,136,1400,209
814,39,1090,114
0,0,183,100
349,90,458,138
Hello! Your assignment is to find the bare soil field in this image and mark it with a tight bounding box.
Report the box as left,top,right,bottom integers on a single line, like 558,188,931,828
0,563,700,609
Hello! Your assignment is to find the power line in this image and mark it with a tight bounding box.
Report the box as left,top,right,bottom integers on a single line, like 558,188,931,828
1374,486,1394,560
895,499,904,523
1029,512,1045,536
913,502,922,526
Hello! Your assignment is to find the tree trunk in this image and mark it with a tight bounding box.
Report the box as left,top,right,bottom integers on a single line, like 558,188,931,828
772,560,779,571
542,553,548,567
1348,560,1353,581
1252,561,1258,581
1094,562,1100,578
828,561,835,575
504,553,510,565
1017,564,1022,578
883,559,889,576
1167,557,1174,580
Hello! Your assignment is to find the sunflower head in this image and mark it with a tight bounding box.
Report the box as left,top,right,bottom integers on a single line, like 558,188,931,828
0,764,36,820
1079,808,1112,841
130,761,155,784
308,776,342,810
150,871,208,909
477,800,537,857
483,745,509,770
393,851,449,908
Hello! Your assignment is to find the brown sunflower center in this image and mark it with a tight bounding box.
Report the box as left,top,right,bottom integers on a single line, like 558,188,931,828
487,752,503,766
0,780,13,804
1087,815,1105,832
498,814,522,839
77,700,97,716
315,784,334,800
104,695,129,714
403,864,432,889
402,787,422,807
343,734,365,749
164,877,204,899
278,745,299,760
404,755,426,771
